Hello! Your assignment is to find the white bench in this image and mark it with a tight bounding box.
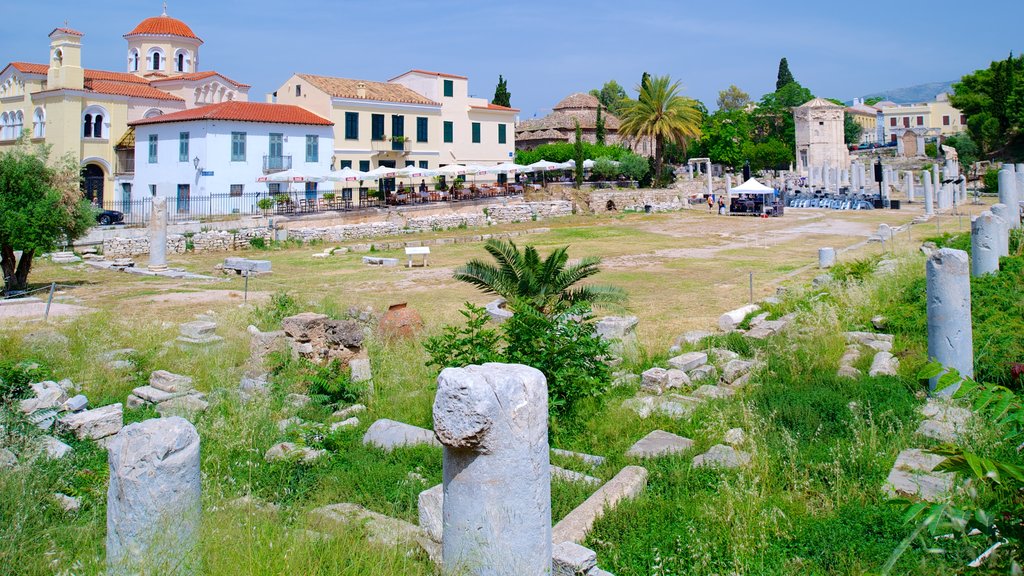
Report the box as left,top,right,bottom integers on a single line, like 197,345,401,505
405,246,430,268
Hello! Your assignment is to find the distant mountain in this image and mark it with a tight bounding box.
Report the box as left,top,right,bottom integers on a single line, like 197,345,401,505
854,81,957,105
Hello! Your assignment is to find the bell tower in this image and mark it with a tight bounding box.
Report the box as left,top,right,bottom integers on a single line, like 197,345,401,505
47,27,84,90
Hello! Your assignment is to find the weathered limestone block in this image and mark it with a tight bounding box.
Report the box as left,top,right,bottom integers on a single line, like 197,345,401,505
883,448,954,502
625,430,693,458
719,304,760,331
710,348,739,363
432,363,551,575
722,359,755,384
150,370,194,394
689,364,718,382
552,541,598,576
156,395,209,420
58,403,123,440
692,444,751,469
551,448,606,468
41,435,73,459
264,442,325,463
693,385,735,400
998,168,1021,230
551,466,648,544
362,419,440,451
926,249,973,395
724,428,746,446
991,204,1011,257
310,503,431,554
641,367,689,394
349,358,373,388
418,483,445,543
550,465,602,486
667,351,708,372
332,404,367,419
106,417,200,575
868,351,900,377
19,381,68,413
622,395,700,419
595,316,640,358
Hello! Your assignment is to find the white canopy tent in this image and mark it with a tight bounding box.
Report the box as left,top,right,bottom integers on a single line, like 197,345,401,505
731,178,776,194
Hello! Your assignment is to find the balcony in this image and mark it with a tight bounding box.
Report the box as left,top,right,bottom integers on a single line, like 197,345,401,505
370,138,409,155
263,155,292,173
114,149,135,176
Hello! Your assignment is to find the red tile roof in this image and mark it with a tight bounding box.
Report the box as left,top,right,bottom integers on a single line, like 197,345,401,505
298,74,438,106
129,101,333,127
470,103,519,113
85,80,183,101
392,69,467,80
151,71,251,88
6,62,150,83
50,27,83,37
124,15,202,43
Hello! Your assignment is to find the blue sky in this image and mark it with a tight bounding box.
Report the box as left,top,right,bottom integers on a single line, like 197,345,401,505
3,0,1022,117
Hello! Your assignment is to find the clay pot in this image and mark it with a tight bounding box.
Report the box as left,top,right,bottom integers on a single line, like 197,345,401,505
379,303,423,339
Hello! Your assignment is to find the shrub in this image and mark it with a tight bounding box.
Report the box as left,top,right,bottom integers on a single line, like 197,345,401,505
0,360,49,404
423,304,503,369
593,156,618,180
307,360,364,406
983,168,1000,193
251,291,301,331
249,237,267,249
257,198,274,212
618,153,650,183
829,255,879,284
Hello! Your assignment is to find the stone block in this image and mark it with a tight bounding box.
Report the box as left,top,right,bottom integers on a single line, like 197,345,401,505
156,395,209,420
668,351,708,372
883,448,954,501
551,465,601,486
349,358,372,383
310,503,429,552
54,493,81,512
625,430,693,458
551,466,647,544
329,417,360,431
131,386,187,404
640,367,669,394
552,541,598,576
693,385,735,400
57,403,122,440
62,394,88,412
41,435,73,459
551,448,605,468
149,370,195,394
223,258,271,273
915,419,958,442
178,321,216,340
688,364,718,382
868,351,899,377
264,442,325,463
710,348,740,363
724,428,746,446
722,359,755,384
125,395,147,410
362,419,440,451
418,483,444,542
692,444,751,469
19,380,68,414
332,404,367,419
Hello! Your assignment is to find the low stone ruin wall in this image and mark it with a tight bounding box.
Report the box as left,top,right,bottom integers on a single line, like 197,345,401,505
103,235,187,258
103,229,273,258
588,186,702,214
486,201,573,223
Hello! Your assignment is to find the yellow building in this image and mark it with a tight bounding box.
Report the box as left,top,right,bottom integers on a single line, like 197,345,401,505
274,69,517,177
878,93,966,143
0,10,249,207
846,99,879,144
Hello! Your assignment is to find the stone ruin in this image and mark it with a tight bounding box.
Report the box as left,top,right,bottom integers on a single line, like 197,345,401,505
280,312,365,366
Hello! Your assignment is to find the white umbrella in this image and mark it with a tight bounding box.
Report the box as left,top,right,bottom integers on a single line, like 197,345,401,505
463,164,489,175
327,167,366,182
554,160,575,170
363,165,398,179
583,159,595,169
397,165,437,178
525,159,562,173
478,161,527,175
256,167,329,183
436,164,468,176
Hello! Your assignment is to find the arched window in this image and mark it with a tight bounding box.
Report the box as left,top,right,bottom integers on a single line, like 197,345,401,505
129,50,139,72
53,48,63,67
12,111,24,139
0,112,9,140
143,108,163,119
83,106,108,139
33,108,45,138
173,49,191,73
83,113,93,138
93,115,103,138
147,48,164,71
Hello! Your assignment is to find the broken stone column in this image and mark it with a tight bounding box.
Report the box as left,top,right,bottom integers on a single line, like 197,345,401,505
971,211,1000,277
705,162,713,197
926,249,973,396
107,416,201,576
432,363,550,575
858,163,867,194
818,247,836,269
991,203,1011,257
998,168,1021,230
725,173,732,192
905,171,915,202
923,174,934,215
148,196,168,272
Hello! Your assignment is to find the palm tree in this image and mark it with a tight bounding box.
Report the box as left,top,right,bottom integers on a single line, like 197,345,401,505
453,239,626,314
618,74,703,185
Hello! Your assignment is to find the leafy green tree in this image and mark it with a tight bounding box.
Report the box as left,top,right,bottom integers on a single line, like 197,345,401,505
592,156,618,180
950,53,1024,158
641,72,651,92
944,132,981,166
515,142,629,165
752,81,814,150
618,152,649,182
492,74,511,108
776,58,795,91
844,114,864,144
589,80,628,116
574,120,585,188
618,75,703,186
595,105,606,146
742,138,793,172
453,239,625,314
700,109,753,168
0,138,94,293
717,84,751,111
865,96,884,106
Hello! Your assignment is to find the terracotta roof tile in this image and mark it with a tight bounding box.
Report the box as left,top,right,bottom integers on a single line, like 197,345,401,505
517,110,620,132
85,80,183,101
129,101,332,127
150,71,251,88
391,69,467,80
124,15,202,43
50,27,83,37
470,103,519,112
6,62,151,84
297,74,438,106
554,93,600,110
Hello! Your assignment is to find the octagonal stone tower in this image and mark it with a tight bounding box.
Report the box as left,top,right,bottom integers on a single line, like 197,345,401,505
793,98,851,178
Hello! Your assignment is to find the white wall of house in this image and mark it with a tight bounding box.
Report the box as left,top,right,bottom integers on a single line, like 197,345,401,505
133,119,333,212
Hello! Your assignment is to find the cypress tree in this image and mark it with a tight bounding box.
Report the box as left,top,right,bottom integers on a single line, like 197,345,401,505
574,120,585,188
595,105,606,146
492,75,511,108
776,58,795,91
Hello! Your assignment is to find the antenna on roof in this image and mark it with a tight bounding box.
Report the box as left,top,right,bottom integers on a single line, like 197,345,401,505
162,1,168,16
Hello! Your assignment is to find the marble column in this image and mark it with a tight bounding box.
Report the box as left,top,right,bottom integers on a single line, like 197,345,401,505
923,172,935,215
998,169,1020,229
926,249,974,396
859,163,867,194
433,363,551,575
971,211,1000,277
725,174,732,193
107,417,201,575
705,162,713,196
932,166,945,209
991,204,1011,257
819,247,836,269
148,196,168,272
905,171,916,202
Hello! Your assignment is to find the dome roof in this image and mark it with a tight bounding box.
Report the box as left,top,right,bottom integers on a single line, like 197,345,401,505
125,14,202,43
553,92,600,111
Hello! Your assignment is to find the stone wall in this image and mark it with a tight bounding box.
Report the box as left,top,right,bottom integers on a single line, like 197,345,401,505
486,201,573,224
103,235,187,258
588,184,704,214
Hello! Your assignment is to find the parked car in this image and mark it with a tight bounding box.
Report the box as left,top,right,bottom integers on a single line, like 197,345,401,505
96,210,124,226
